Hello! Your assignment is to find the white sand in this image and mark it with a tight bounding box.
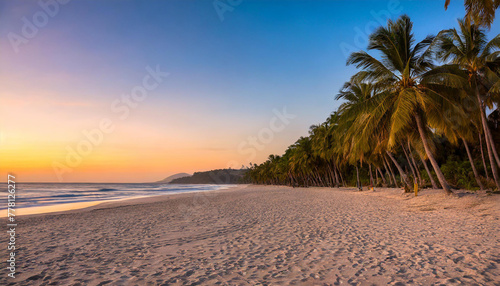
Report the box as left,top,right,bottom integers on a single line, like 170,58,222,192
2,185,499,285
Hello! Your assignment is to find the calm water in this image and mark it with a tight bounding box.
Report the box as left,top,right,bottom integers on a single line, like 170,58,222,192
0,183,234,210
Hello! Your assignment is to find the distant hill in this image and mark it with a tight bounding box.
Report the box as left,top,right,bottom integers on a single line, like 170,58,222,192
169,169,248,184
156,173,191,183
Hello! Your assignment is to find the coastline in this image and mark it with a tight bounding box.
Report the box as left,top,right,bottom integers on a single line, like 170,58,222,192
3,184,247,217
2,185,499,285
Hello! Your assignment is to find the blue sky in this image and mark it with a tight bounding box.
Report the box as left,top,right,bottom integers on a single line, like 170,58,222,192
1,0,499,182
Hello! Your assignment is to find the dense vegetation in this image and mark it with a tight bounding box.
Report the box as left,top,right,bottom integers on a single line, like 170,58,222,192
246,1,500,194
169,169,247,184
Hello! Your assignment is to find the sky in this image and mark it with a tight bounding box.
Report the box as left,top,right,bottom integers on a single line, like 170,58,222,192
0,0,499,183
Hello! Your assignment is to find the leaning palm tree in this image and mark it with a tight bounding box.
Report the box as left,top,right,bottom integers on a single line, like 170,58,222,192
347,15,463,194
336,79,378,190
432,90,487,189
445,0,499,29
326,112,348,186
434,19,500,188
336,77,415,190
311,122,341,187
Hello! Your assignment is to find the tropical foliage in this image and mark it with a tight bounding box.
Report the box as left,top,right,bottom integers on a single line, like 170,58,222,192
246,5,500,194
445,0,499,29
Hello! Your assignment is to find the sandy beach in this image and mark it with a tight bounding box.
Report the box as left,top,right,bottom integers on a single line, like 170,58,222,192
2,185,499,285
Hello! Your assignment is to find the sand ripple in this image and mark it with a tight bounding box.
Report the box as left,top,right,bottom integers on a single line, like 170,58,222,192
1,186,499,285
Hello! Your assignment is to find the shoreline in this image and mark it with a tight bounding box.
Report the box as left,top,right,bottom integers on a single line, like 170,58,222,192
3,184,248,217
13,183,499,218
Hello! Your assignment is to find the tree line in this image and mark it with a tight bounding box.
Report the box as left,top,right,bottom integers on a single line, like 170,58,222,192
246,1,500,194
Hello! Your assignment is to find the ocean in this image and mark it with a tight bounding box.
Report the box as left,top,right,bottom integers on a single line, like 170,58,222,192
0,183,234,211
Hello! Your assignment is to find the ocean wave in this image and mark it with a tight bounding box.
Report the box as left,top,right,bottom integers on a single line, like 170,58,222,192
0,183,235,210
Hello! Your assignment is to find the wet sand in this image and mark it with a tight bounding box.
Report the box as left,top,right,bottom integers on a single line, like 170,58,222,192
2,185,499,285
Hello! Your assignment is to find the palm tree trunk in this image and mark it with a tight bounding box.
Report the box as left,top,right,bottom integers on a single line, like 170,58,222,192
356,163,361,191
477,88,500,189
386,151,410,189
337,166,346,187
318,172,324,187
415,113,452,194
314,169,322,186
485,123,500,168
327,164,335,187
484,128,500,189
385,164,393,185
408,142,423,185
369,164,374,189
331,169,336,187
377,166,387,184
383,154,398,187
333,164,340,187
462,137,484,190
402,143,418,184
418,152,438,189
479,132,489,179
328,167,335,187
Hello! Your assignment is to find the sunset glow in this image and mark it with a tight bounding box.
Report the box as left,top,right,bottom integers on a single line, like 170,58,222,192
1,0,497,182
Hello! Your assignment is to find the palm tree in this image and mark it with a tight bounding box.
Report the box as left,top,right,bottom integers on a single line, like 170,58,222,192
433,95,487,189
289,137,316,187
445,0,499,29
336,79,381,190
347,15,463,194
247,14,498,193
435,19,500,188
336,74,417,190
326,112,347,186
311,122,341,187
